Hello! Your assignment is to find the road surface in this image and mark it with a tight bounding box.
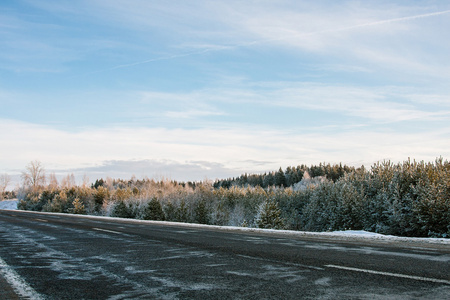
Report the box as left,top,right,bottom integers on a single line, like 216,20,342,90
0,210,449,299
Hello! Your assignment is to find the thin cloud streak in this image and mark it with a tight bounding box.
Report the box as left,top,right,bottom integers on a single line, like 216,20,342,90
91,8,450,73
240,9,450,46
137,83,450,124
93,49,213,74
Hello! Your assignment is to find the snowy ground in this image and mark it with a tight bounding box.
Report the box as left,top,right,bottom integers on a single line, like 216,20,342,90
0,200,17,210
1,199,448,244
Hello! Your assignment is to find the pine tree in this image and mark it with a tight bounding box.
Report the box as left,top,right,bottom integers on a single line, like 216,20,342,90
262,173,274,188
176,200,189,222
164,201,177,221
255,199,285,229
143,197,165,221
94,186,108,213
71,197,86,214
194,200,209,224
111,200,133,218
274,168,286,187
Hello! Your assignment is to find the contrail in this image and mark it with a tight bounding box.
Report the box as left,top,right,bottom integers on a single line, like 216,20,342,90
80,49,210,76
108,49,212,71
330,9,450,32
244,9,450,46
91,9,450,73
82,46,233,76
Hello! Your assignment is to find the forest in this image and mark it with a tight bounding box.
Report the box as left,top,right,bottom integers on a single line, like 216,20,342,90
15,158,450,238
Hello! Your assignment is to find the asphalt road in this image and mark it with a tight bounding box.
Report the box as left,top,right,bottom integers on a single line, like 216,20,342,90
0,210,449,299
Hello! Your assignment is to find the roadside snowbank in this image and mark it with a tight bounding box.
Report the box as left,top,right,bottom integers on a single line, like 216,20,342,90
0,200,17,210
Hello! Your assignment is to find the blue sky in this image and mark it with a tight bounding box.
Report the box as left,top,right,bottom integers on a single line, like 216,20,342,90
1,0,450,187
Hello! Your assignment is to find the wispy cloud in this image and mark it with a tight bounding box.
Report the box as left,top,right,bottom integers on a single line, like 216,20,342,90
264,83,449,123
164,109,226,119
67,159,238,182
136,83,450,124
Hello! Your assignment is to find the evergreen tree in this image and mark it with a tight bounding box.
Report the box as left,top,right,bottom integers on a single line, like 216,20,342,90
262,173,274,188
143,197,165,221
93,178,105,189
71,197,86,214
176,200,189,222
255,199,285,229
111,200,133,218
93,186,108,213
274,168,287,187
164,201,177,221
194,200,209,224
284,166,293,186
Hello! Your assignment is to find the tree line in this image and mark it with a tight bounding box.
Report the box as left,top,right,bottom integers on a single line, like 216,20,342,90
213,163,355,188
14,158,450,238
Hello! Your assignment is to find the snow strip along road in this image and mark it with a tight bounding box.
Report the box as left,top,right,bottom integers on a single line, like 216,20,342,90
0,210,449,299
0,257,43,300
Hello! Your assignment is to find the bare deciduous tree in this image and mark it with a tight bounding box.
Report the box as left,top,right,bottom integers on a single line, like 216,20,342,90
82,174,90,188
48,172,59,190
61,173,76,189
22,160,46,191
0,173,11,200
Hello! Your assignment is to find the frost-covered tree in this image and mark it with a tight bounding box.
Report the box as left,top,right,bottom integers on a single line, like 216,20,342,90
70,198,86,214
163,201,177,221
255,199,285,229
0,173,11,200
301,181,338,231
143,197,165,221
292,171,327,191
274,168,286,187
47,173,59,190
194,199,209,224
111,200,133,218
176,200,189,222
93,186,108,213
60,173,76,189
42,190,69,213
262,172,274,188
22,160,46,191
